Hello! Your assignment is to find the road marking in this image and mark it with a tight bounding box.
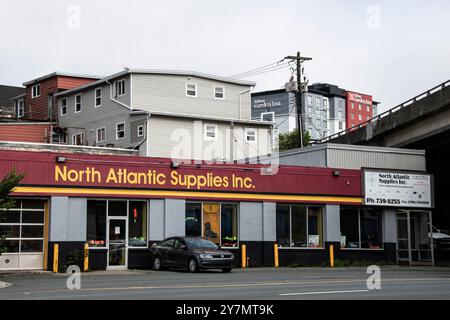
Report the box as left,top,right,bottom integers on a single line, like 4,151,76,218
280,289,370,296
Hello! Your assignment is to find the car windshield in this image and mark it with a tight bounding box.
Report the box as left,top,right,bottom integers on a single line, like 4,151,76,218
185,238,218,249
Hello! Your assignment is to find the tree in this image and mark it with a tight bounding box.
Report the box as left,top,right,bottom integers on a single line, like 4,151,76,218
278,129,311,152
0,171,24,255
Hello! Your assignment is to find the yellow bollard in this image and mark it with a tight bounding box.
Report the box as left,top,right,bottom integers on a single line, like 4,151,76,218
329,244,334,268
241,244,247,268
53,244,59,273
83,243,89,272
274,243,279,268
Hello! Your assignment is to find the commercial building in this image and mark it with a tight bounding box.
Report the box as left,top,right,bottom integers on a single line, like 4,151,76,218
55,69,273,161
251,84,379,141
0,142,434,270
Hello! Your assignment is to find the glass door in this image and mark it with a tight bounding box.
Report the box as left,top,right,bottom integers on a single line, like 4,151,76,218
107,218,127,269
396,210,434,266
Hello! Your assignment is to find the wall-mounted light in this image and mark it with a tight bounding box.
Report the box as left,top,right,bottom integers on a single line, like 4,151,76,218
332,170,340,177
171,162,179,169
56,156,66,164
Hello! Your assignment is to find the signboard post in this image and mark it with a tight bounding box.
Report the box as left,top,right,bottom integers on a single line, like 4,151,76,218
363,169,433,208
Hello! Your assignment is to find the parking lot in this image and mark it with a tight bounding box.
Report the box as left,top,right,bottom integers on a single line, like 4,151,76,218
1,267,450,300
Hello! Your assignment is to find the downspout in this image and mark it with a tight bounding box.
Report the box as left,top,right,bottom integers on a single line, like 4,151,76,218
239,88,252,120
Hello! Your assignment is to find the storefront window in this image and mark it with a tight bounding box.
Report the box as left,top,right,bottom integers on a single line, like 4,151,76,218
340,207,383,249
292,206,307,247
308,207,323,248
276,204,324,248
87,200,107,247
128,201,148,247
0,199,46,254
186,203,202,237
202,203,221,244
360,209,382,249
276,205,290,247
185,202,239,247
340,208,360,248
221,204,238,247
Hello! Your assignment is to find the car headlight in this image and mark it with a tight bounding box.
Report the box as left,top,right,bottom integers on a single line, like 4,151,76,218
200,254,214,259
230,254,235,260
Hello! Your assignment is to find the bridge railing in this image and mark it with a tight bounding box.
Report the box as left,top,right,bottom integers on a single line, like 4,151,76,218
318,79,450,143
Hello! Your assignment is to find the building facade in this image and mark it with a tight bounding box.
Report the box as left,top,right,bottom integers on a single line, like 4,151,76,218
251,84,379,141
0,143,434,270
18,72,100,121
0,85,25,119
55,69,273,161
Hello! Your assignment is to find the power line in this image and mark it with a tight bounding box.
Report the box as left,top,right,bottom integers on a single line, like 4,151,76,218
232,63,291,79
229,59,285,78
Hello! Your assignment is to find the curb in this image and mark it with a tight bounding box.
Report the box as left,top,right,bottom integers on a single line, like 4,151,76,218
0,281,12,289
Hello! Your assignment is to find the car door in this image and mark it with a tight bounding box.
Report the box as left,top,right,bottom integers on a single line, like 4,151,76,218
170,239,189,267
159,238,175,266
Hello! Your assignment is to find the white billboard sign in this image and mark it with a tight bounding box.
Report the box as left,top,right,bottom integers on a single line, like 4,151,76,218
364,170,433,208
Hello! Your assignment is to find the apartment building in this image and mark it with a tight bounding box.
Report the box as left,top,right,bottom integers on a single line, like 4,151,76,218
55,69,273,161
251,83,379,141
14,72,101,121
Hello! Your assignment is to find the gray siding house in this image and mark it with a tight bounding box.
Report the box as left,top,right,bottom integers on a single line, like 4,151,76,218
55,69,273,161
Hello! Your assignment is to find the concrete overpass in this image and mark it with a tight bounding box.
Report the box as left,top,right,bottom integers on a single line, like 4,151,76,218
320,79,450,234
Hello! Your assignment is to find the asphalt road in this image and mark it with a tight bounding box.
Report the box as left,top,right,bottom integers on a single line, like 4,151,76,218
1,267,450,300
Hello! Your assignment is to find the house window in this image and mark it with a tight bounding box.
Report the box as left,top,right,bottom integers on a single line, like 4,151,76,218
358,114,362,121
351,102,354,109
245,128,257,143
315,97,321,107
323,120,328,129
338,110,343,118
323,99,328,108
338,121,344,130
367,105,371,112
340,207,382,249
261,112,275,122
185,202,238,247
15,100,24,118
72,132,84,146
276,204,323,248
214,86,225,99
60,99,67,116
95,88,102,107
116,123,125,140
307,96,313,106
186,83,197,97
75,95,82,113
204,124,217,140
31,84,40,98
137,125,144,137
115,80,126,97
96,128,106,143
351,113,355,120
359,103,362,111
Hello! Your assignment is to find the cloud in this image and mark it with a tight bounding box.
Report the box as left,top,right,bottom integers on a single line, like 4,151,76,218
0,0,449,112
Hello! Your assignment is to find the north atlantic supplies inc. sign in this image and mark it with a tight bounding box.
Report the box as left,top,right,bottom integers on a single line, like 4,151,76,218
363,170,433,208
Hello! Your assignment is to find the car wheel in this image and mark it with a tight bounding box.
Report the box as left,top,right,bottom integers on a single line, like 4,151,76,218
188,258,199,273
222,268,232,273
153,256,163,271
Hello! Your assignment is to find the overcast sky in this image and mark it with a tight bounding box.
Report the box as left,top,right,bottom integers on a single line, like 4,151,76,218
0,0,449,112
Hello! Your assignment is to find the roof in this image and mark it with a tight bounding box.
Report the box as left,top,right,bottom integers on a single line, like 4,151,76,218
0,85,25,107
129,110,273,126
23,72,103,86
251,89,289,97
55,69,256,97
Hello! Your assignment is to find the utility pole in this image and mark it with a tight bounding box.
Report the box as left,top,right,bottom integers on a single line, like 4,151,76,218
284,52,312,148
